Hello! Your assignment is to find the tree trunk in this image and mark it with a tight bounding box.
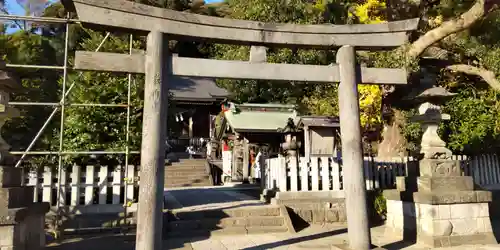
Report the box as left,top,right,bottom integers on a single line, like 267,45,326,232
377,109,407,158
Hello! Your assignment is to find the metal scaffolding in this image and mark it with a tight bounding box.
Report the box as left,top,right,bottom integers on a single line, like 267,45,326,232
0,13,139,229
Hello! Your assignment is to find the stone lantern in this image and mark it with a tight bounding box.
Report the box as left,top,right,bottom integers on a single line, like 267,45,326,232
384,83,496,247
279,118,301,158
409,86,455,159
0,59,49,250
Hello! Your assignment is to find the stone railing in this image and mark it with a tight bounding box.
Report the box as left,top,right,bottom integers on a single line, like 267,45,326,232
264,153,500,192
264,155,412,192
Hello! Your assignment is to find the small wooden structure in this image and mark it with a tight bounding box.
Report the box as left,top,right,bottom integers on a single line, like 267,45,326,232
223,103,297,182
167,76,228,154
297,116,341,161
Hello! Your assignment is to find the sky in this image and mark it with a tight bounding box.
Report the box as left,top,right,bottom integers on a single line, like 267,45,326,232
3,0,225,33
4,0,222,14
4,0,26,15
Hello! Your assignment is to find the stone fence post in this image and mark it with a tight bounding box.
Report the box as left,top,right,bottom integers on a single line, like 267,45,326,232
0,59,49,250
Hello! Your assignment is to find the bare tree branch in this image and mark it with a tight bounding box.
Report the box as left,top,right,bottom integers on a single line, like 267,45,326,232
446,64,500,90
408,0,500,59
0,8,24,31
422,46,450,60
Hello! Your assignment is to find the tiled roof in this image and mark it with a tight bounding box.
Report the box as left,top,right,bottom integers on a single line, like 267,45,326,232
170,76,229,101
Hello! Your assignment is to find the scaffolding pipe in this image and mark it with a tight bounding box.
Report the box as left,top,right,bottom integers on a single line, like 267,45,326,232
11,151,140,155
123,34,133,233
8,102,128,107
54,15,71,232
69,103,128,107
14,32,111,168
3,13,142,232
0,13,80,23
5,64,65,70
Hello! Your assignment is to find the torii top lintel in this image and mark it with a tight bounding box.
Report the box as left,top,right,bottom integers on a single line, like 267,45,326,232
62,0,419,49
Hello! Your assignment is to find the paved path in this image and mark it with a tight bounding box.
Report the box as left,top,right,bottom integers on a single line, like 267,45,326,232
164,185,264,211
162,223,500,250
46,186,500,250
47,224,500,250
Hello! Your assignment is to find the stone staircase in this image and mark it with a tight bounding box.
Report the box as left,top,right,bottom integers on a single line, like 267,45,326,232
271,197,347,224
165,204,294,237
164,159,213,188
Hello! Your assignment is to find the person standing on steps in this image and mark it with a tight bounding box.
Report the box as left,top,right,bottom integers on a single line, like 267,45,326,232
254,147,263,183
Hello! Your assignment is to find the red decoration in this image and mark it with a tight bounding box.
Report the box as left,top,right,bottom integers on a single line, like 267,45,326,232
223,141,230,151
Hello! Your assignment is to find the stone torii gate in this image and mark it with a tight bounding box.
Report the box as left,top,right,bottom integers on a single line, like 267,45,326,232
62,0,419,249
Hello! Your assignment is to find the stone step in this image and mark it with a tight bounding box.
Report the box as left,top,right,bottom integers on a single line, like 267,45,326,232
164,177,211,185
165,166,207,172
164,225,288,238
167,162,206,165
271,198,344,209
46,213,140,231
164,174,210,180
164,173,210,178
165,173,210,180
171,205,281,220
165,182,212,188
166,163,207,168
166,161,207,167
167,216,285,231
164,158,212,187
165,175,210,181
165,169,207,175
168,160,207,166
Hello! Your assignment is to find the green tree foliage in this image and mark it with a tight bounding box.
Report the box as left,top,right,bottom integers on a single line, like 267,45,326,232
1,31,60,155
4,0,500,167
211,0,344,114
348,0,500,156
59,32,145,165
2,1,202,166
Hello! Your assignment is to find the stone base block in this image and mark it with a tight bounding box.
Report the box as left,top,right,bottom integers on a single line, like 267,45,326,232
275,201,347,224
0,187,34,212
384,189,492,204
271,191,347,223
385,199,496,248
0,203,49,250
272,191,384,224
419,158,461,177
0,167,22,187
417,176,474,192
386,227,496,248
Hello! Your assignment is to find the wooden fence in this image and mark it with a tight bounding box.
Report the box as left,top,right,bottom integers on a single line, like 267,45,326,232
264,154,500,192
20,153,500,212
24,165,140,214
458,154,500,187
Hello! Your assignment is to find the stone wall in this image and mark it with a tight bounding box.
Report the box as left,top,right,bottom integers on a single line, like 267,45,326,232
0,207,47,250
487,190,500,219
269,191,381,225
272,198,347,224
386,200,495,247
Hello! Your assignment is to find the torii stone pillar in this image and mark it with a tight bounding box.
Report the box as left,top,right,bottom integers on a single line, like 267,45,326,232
135,31,169,250
0,60,49,250
336,45,371,250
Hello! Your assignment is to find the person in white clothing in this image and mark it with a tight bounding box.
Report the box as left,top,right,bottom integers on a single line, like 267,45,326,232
254,148,263,181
